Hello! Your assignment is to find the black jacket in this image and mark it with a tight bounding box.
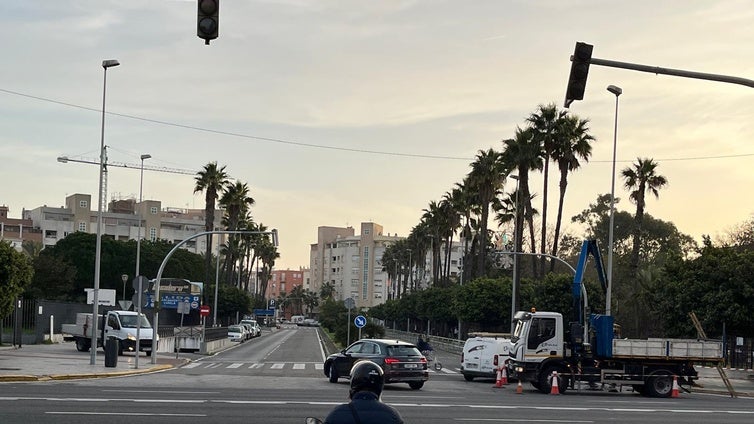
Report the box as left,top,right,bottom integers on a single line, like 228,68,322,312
324,392,404,424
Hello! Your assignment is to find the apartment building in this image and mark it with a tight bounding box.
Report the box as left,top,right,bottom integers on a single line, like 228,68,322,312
0,205,42,250
3,193,223,255
309,222,404,309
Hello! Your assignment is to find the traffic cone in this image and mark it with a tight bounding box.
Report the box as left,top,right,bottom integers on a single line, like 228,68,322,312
550,371,560,395
515,380,523,394
493,366,509,388
494,368,504,388
671,375,680,398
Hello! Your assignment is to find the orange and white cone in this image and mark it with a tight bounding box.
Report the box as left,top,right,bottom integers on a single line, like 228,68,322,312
500,366,509,385
494,368,504,388
515,380,523,394
550,371,560,395
671,375,680,398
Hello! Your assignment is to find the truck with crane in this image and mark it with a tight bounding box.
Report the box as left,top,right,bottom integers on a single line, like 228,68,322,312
506,240,723,397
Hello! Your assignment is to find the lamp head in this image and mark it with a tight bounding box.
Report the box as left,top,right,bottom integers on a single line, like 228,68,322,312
607,85,622,96
102,59,120,69
57,156,68,163
121,274,128,283
140,154,152,160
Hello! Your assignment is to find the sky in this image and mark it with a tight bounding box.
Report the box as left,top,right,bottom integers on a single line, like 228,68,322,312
1,1,753,270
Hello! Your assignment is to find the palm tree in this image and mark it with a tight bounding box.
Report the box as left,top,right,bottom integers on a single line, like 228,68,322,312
501,127,543,279
527,103,567,277
549,114,595,271
621,158,668,273
194,162,229,291
220,181,255,285
466,148,508,277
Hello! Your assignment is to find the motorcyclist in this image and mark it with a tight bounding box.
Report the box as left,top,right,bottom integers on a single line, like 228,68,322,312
416,336,432,353
323,360,404,424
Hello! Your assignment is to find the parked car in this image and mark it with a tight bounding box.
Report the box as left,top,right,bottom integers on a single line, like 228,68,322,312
240,323,254,340
301,318,320,327
241,319,262,337
228,325,245,343
323,339,429,389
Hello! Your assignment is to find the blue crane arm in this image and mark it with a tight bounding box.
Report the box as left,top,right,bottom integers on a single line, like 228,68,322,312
571,240,608,301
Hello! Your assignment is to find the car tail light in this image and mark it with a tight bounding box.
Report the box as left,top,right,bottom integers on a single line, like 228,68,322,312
461,352,464,363
494,354,498,366
420,357,427,364
384,357,400,365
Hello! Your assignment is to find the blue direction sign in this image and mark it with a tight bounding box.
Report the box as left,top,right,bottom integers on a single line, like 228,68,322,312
354,315,367,328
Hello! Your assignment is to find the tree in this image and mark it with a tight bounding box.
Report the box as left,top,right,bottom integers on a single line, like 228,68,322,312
0,241,34,319
527,103,567,277
501,126,542,303
466,148,508,277
621,158,668,273
219,180,255,285
549,114,595,270
194,162,229,299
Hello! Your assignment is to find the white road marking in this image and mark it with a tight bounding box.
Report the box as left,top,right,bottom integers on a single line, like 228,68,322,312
293,363,305,370
271,363,285,369
227,363,243,369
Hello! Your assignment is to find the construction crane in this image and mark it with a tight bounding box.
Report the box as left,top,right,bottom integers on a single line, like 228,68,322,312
57,146,196,211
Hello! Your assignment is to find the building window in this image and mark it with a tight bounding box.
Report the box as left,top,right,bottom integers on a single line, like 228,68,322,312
44,230,57,239
363,228,370,235
79,200,88,209
150,207,158,215
78,222,87,232
149,227,157,241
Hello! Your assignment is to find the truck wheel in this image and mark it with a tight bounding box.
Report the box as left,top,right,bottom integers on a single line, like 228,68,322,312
117,342,124,356
463,374,474,382
645,370,673,398
75,339,90,352
538,367,568,394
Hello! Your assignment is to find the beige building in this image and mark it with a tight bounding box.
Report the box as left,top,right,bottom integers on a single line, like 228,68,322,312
14,193,223,255
310,222,403,309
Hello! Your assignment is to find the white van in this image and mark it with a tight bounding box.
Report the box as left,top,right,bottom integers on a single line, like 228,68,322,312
290,315,305,325
461,332,512,381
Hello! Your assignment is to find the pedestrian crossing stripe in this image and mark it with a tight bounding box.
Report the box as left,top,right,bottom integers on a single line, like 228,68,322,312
183,361,458,373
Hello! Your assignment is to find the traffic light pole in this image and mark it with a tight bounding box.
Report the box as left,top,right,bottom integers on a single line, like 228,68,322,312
589,57,754,89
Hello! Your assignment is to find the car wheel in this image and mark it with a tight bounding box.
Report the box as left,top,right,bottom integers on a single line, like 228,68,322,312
463,374,474,382
408,381,424,390
76,339,90,352
145,350,152,357
329,366,339,383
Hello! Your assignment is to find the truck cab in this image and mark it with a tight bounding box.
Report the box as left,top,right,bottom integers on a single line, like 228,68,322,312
509,311,567,386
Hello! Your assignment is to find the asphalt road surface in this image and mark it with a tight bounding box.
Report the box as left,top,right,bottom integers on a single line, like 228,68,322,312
2,326,754,423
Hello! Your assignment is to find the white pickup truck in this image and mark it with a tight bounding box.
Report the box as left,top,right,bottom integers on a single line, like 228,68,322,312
62,310,156,356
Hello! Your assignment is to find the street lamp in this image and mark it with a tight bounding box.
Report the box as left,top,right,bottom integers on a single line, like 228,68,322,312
509,174,521,333
91,58,119,366
606,84,622,317
133,153,150,369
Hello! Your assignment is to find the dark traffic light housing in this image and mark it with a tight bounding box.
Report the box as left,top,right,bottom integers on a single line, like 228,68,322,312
564,42,593,108
197,0,219,45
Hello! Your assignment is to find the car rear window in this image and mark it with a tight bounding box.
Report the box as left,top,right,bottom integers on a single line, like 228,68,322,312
228,326,242,332
386,345,422,356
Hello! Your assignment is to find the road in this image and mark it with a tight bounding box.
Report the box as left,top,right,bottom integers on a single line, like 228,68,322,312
2,325,754,423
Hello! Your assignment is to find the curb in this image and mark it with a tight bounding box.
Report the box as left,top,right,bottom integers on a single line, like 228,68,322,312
0,363,178,383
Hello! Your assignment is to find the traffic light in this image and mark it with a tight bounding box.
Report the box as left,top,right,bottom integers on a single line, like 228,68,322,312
197,0,219,45
564,42,593,108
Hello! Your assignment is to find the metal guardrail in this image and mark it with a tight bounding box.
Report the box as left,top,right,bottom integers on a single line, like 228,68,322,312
384,329,464,355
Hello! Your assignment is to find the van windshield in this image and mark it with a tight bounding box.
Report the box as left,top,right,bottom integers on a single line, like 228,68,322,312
119,314,152,329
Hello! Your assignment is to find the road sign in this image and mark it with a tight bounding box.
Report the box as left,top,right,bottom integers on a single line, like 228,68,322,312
268,299,275,309
118,300,133,310
200,305,210,317
344,297,355,309
354,315,366,328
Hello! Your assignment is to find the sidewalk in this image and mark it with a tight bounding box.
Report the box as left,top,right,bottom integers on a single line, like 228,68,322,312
0,341,190,382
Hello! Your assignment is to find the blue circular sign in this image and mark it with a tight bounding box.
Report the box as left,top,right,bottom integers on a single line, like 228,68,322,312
354,315,366,328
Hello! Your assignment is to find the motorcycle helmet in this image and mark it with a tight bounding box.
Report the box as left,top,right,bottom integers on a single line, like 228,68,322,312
349,360,384,399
